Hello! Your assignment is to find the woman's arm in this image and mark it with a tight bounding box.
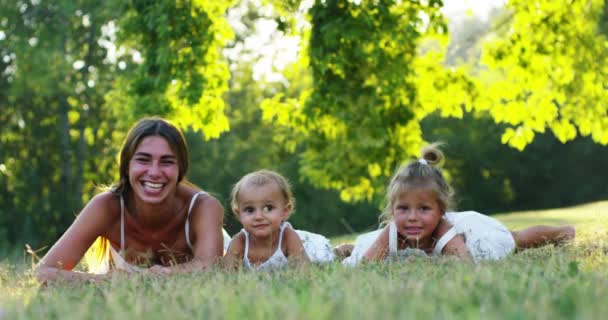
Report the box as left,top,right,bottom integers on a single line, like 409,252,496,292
190,194,224,268
35,193,116,283
283,227,311,267
362,225,390,263
149,194,225,275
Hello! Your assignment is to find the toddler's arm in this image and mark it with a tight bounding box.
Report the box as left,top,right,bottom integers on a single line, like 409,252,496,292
223,232,246,271
283,227,311,267
362,225,390,263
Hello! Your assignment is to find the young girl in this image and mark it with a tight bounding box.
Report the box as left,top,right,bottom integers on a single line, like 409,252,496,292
224,170,336,271
343,144,575,265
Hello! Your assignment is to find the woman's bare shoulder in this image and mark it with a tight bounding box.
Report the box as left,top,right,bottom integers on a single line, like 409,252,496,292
86,191,121,219
178,185,220,206
181,187,222,218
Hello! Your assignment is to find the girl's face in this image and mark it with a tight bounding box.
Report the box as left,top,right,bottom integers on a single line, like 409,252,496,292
235,182,291,239
392,189,443,248
128,136,179,204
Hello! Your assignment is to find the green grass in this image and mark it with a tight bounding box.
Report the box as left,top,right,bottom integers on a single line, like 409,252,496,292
1,201,608,319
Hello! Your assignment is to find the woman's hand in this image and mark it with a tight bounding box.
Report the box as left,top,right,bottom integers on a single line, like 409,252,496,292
146,265,173,276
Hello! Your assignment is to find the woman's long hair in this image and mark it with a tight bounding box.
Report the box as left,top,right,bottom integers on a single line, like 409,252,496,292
85,117,191,272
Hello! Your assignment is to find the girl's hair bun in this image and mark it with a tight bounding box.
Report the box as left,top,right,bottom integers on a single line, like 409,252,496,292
420,142,444,166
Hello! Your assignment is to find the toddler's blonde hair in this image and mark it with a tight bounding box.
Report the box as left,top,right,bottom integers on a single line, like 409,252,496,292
230,170,295,216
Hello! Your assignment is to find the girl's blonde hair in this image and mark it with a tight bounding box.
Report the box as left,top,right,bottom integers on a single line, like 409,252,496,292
379,143,454,224
230,170,295,215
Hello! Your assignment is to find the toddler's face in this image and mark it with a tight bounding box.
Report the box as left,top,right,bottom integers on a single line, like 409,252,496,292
236,182,291,239
392,189,443,249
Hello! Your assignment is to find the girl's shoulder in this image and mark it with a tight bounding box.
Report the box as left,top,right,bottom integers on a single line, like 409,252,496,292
282,224,301,241
434,217,454,239
231,230,247,242
226,231,246,254
281,225,305,252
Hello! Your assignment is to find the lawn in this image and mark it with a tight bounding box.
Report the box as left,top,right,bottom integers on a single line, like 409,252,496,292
1,201,607,319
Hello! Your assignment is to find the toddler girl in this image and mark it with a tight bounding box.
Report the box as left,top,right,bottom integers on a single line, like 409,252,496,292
224,170,336,271
343,144,575,265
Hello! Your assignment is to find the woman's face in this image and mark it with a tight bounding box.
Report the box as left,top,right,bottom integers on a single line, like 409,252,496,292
128,136,179,204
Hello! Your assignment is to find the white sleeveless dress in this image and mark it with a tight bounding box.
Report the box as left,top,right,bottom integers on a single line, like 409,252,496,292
95,191,231,273
241,222,335,271
342,211,515,266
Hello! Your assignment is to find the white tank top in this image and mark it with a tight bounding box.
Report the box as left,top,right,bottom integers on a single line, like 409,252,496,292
242,222,290,272
108,191,207,272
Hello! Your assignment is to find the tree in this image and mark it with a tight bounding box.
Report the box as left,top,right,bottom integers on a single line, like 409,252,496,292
0,0,238,248
479,0,608,150
186,1,378,236
113,0,235,139
423,113,608,214
0,0,121,246
262,0,458,203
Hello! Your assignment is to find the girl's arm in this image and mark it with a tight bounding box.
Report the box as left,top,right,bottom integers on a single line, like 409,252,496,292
35,193,116,283
434,219,473,261
362,225,390,262
283,228,311,267
222,232,245,271
151,194,225,274
439,234,473,261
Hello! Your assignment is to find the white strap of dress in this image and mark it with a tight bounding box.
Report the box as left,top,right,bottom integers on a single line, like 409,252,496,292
277,222,290,249
434,227,458,255
242,229,250,263
120,195,125,252
388,222,397,254
185,191,207,250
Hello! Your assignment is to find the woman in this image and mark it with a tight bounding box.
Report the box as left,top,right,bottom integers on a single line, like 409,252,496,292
36,117,227,282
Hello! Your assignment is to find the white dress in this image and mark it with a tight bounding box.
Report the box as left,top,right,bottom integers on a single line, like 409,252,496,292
342,211,515,266
294,228,335,264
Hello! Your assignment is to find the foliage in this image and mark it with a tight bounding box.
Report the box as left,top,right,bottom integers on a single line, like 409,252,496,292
262,0,455,203
263,0,608,204
186,43,377,236
114,0,235,138
0,0,122,247
422,113,608,214
479,0,608,150
0,0,237,248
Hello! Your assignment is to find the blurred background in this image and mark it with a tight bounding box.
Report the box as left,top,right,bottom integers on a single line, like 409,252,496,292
1,0,607,255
